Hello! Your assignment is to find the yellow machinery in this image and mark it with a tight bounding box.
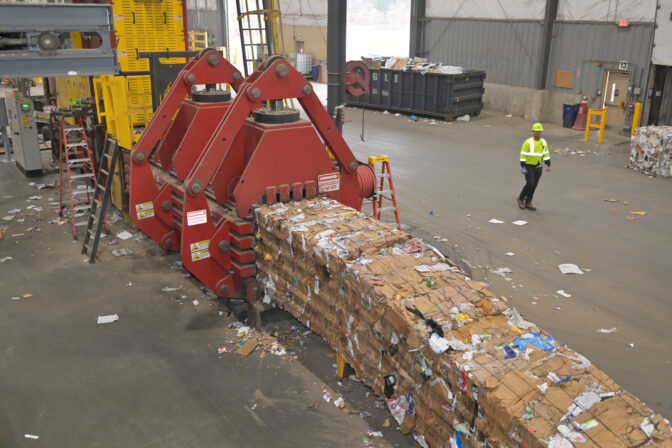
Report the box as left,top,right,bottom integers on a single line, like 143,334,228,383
94,0,187,212
96,0,186,148
49,0,187,213
54,77,91,109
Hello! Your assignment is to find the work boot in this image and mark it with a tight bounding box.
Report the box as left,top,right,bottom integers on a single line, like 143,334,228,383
517,198,525,209
525,202,537,211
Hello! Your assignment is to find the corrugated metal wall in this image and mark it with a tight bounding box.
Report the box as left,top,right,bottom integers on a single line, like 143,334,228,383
423,19,543,87
422,17,654,94
548,22,654,94
187,0,227,47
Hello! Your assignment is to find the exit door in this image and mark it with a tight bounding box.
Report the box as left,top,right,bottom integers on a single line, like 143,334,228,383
601,70,630,128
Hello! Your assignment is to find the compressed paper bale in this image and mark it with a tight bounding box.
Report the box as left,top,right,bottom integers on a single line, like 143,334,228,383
629,126,672,177
256,199,671,448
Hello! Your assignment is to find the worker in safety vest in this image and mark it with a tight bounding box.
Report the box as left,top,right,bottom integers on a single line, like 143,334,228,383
517,122,551,211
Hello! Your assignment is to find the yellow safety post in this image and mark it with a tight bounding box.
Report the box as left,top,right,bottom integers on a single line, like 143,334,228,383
584,108,607,144
336,352,346,379
631,102,642,138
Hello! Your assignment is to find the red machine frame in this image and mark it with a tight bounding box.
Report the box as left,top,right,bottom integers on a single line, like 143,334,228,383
130,51,375,302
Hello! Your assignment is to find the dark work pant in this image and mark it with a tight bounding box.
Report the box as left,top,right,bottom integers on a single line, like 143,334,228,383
519,164,543,204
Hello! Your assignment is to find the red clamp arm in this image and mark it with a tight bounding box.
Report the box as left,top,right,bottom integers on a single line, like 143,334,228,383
183,57,359,198
131,49,244,165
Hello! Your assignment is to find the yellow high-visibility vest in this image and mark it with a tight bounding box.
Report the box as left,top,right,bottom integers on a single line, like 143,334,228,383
520,137,550,165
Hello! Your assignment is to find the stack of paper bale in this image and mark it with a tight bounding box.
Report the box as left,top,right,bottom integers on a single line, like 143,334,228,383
629,126,672,177
256,199,672,448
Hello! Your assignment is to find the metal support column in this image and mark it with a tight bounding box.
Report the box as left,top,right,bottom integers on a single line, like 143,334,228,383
409,0,426,58
217,0,228,48
0,98,12,163
327,0,347,132
536,0,558,90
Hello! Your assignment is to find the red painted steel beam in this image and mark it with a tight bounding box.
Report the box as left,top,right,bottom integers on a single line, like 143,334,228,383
129,49,244,247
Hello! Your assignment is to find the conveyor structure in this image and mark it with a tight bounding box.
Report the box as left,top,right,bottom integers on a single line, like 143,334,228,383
0,3,117,77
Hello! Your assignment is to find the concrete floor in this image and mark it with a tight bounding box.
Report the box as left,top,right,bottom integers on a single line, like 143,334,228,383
0,105,669,447
0,161,409,446
343,108,672,417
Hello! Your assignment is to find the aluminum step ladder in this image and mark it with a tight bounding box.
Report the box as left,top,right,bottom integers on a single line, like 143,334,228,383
369,155,401,230
58,116,97,240
81,136,120,263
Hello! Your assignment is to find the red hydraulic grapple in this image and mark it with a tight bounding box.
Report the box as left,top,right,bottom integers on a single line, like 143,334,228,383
130,49,376,302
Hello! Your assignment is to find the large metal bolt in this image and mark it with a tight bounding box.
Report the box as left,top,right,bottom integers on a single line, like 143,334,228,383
134,152,145,162
275,63,288,78
165,239,173,249
207,54,219,66
348,161,357,171
218,240,231,252
161,201,171,212
232,72,242,81
250,87,262,99
302,84,312,95
220,284,230,295
190,181,203,195
38,32,59,52
185,73,196,84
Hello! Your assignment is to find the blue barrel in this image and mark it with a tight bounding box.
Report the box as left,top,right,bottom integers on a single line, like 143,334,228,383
311,65,320,81
563,104,579,128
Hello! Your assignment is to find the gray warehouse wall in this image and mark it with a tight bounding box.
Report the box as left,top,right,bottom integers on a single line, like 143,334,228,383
187,0,228,48
423,19,543,88
547,22,654,96
418,16,654,123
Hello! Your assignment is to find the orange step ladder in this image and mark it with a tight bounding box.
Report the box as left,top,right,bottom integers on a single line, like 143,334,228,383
58,116,97,239
368,155,401,230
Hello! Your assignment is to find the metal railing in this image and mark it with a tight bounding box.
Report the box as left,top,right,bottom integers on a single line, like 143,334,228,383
188,31,208,51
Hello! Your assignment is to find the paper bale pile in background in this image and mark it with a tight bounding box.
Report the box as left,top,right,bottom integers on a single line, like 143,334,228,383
256,199,671,447
629,126,672,177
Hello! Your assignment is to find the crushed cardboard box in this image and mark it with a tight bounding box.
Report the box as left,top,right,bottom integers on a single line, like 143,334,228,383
256,199,672,447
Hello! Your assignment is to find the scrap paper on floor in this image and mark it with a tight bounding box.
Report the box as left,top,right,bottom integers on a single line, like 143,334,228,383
116,231,133,240
558,263,583,275
97,314,119,324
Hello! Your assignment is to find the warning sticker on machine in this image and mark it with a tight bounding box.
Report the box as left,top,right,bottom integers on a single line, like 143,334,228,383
191,249,211,261
318,173,340,193
135,202,155,220
186,209,208,226
190,240,210,253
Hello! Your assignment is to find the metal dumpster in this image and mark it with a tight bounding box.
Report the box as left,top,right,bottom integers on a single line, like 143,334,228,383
346,67,486,119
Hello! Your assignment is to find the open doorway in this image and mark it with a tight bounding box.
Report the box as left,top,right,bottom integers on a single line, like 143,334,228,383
648,65,672,126
347,0,411,60
601,69,630,129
